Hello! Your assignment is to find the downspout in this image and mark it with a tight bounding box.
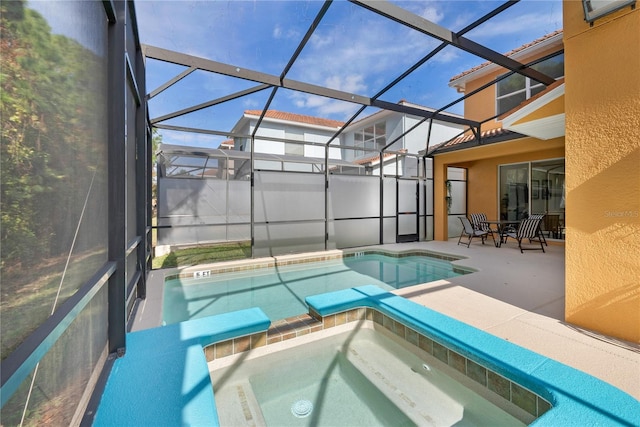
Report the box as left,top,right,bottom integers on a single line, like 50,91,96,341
424,119,434,240
250,135,254,258
379,150,384,245
325,144,329,250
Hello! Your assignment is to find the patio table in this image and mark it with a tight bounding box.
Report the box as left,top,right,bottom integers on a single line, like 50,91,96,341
482,220,521,247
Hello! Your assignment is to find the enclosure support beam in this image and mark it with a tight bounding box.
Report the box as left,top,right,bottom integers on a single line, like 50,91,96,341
142,45,480,128
107,0,127,355
351,0,556,86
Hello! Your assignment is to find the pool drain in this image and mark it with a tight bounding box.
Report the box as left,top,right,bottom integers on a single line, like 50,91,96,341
291,399,313,418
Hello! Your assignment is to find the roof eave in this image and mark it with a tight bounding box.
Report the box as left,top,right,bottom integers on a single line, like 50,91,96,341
427,131,526,156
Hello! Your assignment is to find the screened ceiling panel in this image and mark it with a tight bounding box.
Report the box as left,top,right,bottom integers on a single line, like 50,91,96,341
137,0,564,147
148,70,268,121
139,1,325,75
155,89,273,137
284,1,441,97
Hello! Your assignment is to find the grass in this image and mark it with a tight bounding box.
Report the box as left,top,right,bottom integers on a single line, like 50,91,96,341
152,241,252,269
1,250,106,360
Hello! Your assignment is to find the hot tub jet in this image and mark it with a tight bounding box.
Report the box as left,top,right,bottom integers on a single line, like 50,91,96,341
291,399,313,418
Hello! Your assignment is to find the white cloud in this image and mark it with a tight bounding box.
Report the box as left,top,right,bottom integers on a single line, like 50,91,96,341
273,24,283,39
158,129,223,148
431,46,461,64
310,32,334,49
464,0,563,49
243,98,261,108
273,23,301,40
324,74,367,93
288,87,362,119
418,5,444,23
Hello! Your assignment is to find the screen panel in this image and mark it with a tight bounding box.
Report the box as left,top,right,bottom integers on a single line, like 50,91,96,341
254,171,325,223
331,218,380,248
382,177,396,217
328,175,380,219
253,222,325,257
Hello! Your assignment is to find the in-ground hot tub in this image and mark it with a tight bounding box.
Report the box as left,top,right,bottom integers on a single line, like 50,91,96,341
94,285,640,427
210,325,534,426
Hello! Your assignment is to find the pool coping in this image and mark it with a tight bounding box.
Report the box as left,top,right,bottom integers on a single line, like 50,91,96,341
97,285,639,426
93,308,271,426
130,247,474,334
163,247,476,282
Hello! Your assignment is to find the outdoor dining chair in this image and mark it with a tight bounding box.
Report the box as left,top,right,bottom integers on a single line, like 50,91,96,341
469,213,496,240
527,213,548,246
503,217,545,253
457,216,493,248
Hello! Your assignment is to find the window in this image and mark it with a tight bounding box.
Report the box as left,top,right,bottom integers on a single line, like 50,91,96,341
496,53,564,116
354,121,386,158
285,128,305,156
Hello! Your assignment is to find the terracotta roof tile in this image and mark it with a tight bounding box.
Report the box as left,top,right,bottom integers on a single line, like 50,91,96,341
245,110,345,128
218,139,234,149
428,127,522,154
449,29,563,83
354,149,408,165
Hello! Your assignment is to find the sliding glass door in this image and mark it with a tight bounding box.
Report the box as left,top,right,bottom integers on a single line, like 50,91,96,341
531,159,565,238
499,163,529,221
499,159,565,238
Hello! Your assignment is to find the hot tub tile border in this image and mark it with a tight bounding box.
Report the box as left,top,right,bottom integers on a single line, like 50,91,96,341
204,306,550,419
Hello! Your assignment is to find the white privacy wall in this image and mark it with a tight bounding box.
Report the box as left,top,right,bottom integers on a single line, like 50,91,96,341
328,175,381,248
157,178,251,245
156,155,441,254
253,171,326,257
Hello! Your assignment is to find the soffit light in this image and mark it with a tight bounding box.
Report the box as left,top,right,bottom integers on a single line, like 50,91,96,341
582,0,636,24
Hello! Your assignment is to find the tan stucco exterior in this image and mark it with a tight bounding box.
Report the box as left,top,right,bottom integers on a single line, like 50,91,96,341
563,1,640,343
433,1,639,343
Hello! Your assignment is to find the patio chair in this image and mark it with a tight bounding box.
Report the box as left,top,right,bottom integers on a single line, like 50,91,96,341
457,216,492,248
470,213,496,240
544,214,561,238
527,213,547,246
503,217,545,253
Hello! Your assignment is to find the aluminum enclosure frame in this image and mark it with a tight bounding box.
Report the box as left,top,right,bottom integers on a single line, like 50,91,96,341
144,0,561,255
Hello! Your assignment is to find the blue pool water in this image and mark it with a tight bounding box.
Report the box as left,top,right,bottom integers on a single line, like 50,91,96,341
163,254,465,324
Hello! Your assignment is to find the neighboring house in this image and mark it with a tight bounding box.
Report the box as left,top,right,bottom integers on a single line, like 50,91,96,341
229,110,345,162
228,101,465,176
428,29,566,240
341,100,466,175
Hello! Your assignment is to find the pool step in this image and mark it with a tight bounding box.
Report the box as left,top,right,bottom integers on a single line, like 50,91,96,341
341,341,461,426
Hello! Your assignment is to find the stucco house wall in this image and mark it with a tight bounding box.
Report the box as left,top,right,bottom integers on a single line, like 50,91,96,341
563,0,639,343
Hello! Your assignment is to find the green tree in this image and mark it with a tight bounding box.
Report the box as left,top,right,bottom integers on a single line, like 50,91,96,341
1,0,106,268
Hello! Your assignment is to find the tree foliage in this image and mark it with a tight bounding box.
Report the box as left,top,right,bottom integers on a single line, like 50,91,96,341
1,0,106,270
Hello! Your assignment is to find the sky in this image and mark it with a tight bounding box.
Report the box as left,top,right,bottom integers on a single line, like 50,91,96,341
138,1,562,147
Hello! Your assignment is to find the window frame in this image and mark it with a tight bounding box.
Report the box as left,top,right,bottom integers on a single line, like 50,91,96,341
353,120,387,158
495,53,565,117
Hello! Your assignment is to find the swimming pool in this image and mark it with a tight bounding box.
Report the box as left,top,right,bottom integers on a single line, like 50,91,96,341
211,326,529,426
163,252,467,324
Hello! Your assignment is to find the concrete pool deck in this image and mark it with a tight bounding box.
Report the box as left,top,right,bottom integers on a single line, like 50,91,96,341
132,239,639,402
